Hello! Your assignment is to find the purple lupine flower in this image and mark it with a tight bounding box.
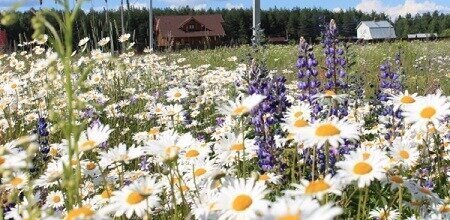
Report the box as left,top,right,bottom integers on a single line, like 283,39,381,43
37,115,50,154
248,62,291,171
297,37,320,103
321,19,349,118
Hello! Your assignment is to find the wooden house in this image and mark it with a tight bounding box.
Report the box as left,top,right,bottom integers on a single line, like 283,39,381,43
154,14,226,49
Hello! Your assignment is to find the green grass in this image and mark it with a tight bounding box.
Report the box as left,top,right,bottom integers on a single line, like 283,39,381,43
163,40,450,96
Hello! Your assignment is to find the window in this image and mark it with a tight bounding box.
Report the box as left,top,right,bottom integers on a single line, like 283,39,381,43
188,24,195,31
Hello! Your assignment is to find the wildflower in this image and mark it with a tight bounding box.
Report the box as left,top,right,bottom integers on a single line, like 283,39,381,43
369,206,400,220
267,196,342,220
78,37,90,47
145,130,194,163
289,174,341,199
390,138,419,168
389,90,418,112
99,143,144,168
3,172,28,190
78,123,113,152
46,191,65,209
166,87,188,102
118,33,131,43
217,178,268,220
219,94,266,117
336,152,387,188
403,91,450,130
300,118,360,148
98,37,110,47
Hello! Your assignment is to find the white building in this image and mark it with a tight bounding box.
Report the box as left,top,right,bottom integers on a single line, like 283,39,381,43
408,33,438,39
356,21,396,40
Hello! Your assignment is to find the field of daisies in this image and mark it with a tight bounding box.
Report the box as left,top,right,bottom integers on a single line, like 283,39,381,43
1,4,450,220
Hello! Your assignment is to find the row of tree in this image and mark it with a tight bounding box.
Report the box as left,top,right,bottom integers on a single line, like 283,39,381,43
1,6,449,50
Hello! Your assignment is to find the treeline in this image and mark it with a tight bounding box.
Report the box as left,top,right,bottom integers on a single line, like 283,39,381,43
1,6,450,50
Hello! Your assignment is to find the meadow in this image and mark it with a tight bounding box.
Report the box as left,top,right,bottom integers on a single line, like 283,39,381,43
0,3,450,220
167,40,450,95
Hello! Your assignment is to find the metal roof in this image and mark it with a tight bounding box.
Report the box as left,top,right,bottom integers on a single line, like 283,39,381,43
357,21,393,29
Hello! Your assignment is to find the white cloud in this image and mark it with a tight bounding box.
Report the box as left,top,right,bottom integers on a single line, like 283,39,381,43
225,2,244,10
332,7,343,12
193,3,207,10
163,0,207,7
356,0,450,19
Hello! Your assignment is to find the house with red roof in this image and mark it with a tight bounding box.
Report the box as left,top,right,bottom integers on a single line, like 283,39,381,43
155,14,225,49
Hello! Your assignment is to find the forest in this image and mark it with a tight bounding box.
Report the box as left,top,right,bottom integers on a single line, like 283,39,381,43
1,6,450,50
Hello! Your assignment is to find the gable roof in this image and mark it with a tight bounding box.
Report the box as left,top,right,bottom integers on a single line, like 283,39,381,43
156,14,225,38
357,21,394,29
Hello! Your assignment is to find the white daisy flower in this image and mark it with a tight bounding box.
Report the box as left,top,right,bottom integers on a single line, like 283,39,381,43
389,90,418,112
217,178,269,220
267,196,342,220
369,206,400,220
403,91,450,130
219,94,266,117
336,152,387,188
78,123,113,152
390,138,419,168
289,174,341,199
46,191,65,209
166,87,188,102
299,118,360,148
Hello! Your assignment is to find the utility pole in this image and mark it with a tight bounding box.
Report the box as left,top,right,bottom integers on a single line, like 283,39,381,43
149,0,153,51
252,0,260,45
120,0,125,35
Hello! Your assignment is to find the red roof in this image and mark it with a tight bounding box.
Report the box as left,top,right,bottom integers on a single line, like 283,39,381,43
155,14,225,38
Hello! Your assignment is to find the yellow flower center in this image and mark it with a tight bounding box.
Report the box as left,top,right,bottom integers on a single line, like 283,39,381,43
80,140,96,151
50,148,59,157
148,127,159,135
324,90,336,97
232,194,253,211
294,111,303,118
164,145,180,158
10,177,23,186
305,179,330,194
174,92,182,98
294,119,308,128
362,152,370,160
400,95,415,104
101,188,112,199
126,192,145,204
52,195,61,203
277,214,300,220
180,185,190,192
353,162,373,175
233,106,248,115
65,206,94,220
86,162,96,170
439,205,450,213
185,149,200,158
398,150,410,159
315,124,341,137
194,168,207,177
390,176,404,184
259,174,270,181
230,143,244,151
420,107,436,119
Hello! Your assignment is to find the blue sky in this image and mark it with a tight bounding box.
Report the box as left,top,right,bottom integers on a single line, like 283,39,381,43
2,0,449,18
